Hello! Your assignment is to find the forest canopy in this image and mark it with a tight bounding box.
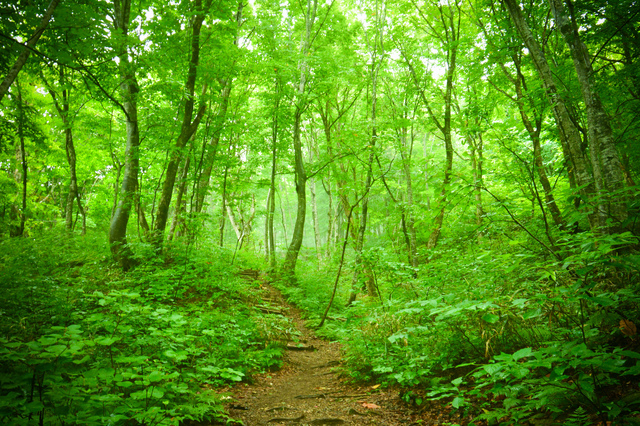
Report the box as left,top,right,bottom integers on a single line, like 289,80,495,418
1,0,640,424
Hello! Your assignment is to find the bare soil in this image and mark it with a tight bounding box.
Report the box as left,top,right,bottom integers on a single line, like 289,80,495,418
223,283,469,426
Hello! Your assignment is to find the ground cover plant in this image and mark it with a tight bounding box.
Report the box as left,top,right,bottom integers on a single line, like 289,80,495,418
0,231,287,425
2,0,640,423
285,229,640,425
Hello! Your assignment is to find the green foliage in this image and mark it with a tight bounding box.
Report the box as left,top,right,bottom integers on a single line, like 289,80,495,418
0,230,286,424
311,231,640,423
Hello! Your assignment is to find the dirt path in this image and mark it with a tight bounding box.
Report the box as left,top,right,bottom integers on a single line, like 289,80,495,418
223,283,454,426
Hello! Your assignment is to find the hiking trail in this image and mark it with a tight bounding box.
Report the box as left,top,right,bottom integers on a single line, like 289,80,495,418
223,276,469,426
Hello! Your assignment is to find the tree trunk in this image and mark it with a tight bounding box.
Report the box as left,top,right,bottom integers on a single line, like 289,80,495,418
109,0,141,270
322,178,335,259
219,163,229,247
267,77,280,268
510,55,565,229
168,156,191,240
11,81,27,237
195,81,232,214
348,2,384,303
282,0,318,276
0,0,62,103
194,1,243,214
400,119,418,266
42,67,87,234
283,108,308,274
502,0,597,231
153,0,209,248
550,0,627,231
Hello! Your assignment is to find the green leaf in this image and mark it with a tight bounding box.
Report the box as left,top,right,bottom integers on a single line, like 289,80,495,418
45,344,67,356
483,363,502,375
95,336,119,346
522,308,542,319
482,313,499,324
452,396,465,408
148,371,163,383
25,400,44,413
512,347,532,361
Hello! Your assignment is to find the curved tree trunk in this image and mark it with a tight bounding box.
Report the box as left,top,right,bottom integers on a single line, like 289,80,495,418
283,109,308,274
0,0,61,103
153,0,209,249
42,67,87,234
109,0,141,270
550,0,627,232
194,1,243,214
502,0,597,231
282,0,319,276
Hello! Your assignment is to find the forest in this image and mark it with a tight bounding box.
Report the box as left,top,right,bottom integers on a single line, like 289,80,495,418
1,0,639,424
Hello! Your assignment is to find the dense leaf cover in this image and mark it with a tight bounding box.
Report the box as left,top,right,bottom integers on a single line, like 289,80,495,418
1,0,640,423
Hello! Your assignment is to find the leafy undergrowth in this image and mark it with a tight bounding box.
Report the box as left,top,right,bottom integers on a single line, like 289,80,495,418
0,231,288,425
281,231,640,425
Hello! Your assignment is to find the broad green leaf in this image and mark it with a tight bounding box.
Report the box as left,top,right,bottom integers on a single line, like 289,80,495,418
452,396,465,408
512,347,532,361
482,313,499,324
148,371,163,383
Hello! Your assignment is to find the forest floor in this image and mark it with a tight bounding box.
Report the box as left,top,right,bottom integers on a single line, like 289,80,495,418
222,277,473,426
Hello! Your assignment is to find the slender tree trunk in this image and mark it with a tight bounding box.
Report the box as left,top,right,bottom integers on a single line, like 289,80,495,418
42,67,87,234
424,132,431,211
348,2,384,303
0,0,61,102
109,0,141,270
195,1,243,214
11,81,27,237
509,56,565,229
195,81,232,214
219,164,229,247
400,125,418,266
267,77,280,268
168,156,191,240
310,178,321,263
153,0,209,248
502,0,597,231
550,0,627,231
323,178,335,258
467,132,484,228
226,203,243,241
308,141,321,264
279,181,289,243
282,0,318,275
283,109,308,274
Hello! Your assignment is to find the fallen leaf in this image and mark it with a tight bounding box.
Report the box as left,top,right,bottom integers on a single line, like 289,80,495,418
361,402,380,409
371,384,381,389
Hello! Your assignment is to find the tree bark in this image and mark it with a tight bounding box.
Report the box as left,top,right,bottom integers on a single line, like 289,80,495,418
0,0,62,103
109,0,141,270
168,156,191,240
283,108,308,274
549,0,627,231
347,0,384,303
502,0,597,231
10,81,27,237
282,0,318,276
267,77,280,268
42,67,87,234
153,0,209,248
194,1,243,214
